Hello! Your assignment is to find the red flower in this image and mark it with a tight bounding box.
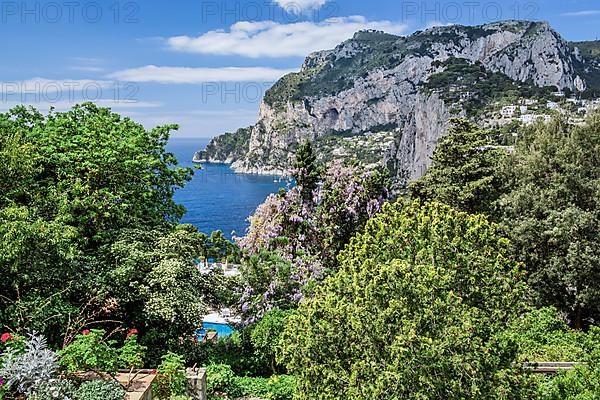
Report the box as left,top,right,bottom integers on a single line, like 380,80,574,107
81,329,90,335
126,328,139,338
1,333,11,343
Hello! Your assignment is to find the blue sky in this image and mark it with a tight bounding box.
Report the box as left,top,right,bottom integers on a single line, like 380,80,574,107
0,0,599,138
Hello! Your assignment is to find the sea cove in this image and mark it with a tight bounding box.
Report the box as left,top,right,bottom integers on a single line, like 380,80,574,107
168,138,288,238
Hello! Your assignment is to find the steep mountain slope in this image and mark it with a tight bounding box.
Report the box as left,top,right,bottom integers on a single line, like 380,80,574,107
195,20,600,183
570,40,600,96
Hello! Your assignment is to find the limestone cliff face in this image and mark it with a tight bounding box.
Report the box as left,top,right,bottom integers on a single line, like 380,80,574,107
232,56,434,175
424,21,579,90
200,20,598,183
392,92,453,182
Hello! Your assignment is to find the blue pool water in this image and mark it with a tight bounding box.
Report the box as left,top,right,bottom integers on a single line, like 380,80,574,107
167,138,287,239
196,322,237,339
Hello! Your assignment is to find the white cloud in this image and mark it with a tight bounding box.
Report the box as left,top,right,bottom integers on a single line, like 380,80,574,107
561,10,600,17
69,66,105,73
108,66,297,84
0,78,161,112
68,57,106,73
166,16,407,58
274,0,327,14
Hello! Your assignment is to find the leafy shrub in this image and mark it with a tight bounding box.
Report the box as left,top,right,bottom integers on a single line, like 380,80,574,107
532,327,600,399
250,310,295,374
153,352,187,399
74,380,126,400
265,375,295,400
233,376,269,398
503,307,588,362
536,361,600,399
206,364,236,398
179,329,272,377
29,379,76,400
0,333,58,394
60,329,146,375
118,334,146,370
206,370,295,400
60,330,119,375
233,375,296,400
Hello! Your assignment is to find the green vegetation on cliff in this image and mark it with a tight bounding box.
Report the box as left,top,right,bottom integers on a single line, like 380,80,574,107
264,30,407,109
197,127,251,162
424,58,556,117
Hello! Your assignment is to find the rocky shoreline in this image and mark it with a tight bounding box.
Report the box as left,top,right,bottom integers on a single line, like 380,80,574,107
193,153,291,177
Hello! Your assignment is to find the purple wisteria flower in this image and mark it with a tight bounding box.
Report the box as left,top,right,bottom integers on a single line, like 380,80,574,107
237,160,391,321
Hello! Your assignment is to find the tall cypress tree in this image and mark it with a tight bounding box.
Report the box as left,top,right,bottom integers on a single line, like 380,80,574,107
293,140,321,204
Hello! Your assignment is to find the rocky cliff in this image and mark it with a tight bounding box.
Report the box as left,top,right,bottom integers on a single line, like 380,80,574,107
197,20,600,184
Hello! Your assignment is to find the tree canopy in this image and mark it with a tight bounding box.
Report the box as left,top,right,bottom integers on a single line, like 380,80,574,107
498,114,600,328
411,113,600,328
410,118,507,215
0,104,221,356
279,200,531,400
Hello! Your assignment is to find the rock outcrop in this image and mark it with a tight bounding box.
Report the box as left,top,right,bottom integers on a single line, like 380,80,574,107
198,20,600,184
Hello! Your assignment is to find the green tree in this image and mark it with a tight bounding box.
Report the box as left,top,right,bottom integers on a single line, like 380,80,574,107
250,309,295,374
409,113,600,329
292,141,320,204
102,224,218,362
498,114,600,328
279,200,532,400
410,118,507,215
0,104,198,346
205,230,239,262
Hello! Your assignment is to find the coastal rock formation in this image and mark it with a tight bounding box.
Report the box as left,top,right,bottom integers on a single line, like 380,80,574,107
196,20,600,184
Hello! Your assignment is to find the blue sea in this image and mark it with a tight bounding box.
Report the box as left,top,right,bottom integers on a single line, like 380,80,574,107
167,138,287,239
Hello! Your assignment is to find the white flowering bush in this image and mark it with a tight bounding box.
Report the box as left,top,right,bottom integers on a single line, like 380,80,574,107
0,333,58,394
29,379,76,400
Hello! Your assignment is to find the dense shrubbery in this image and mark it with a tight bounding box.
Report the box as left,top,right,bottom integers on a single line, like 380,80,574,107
59,329,145,375
205,363,295,400
505,308,590,363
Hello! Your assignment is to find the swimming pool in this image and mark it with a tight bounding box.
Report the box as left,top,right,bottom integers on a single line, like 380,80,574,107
196,322,236,339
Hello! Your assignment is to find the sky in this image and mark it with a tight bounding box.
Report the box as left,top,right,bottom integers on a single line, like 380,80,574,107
0,0,599,139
